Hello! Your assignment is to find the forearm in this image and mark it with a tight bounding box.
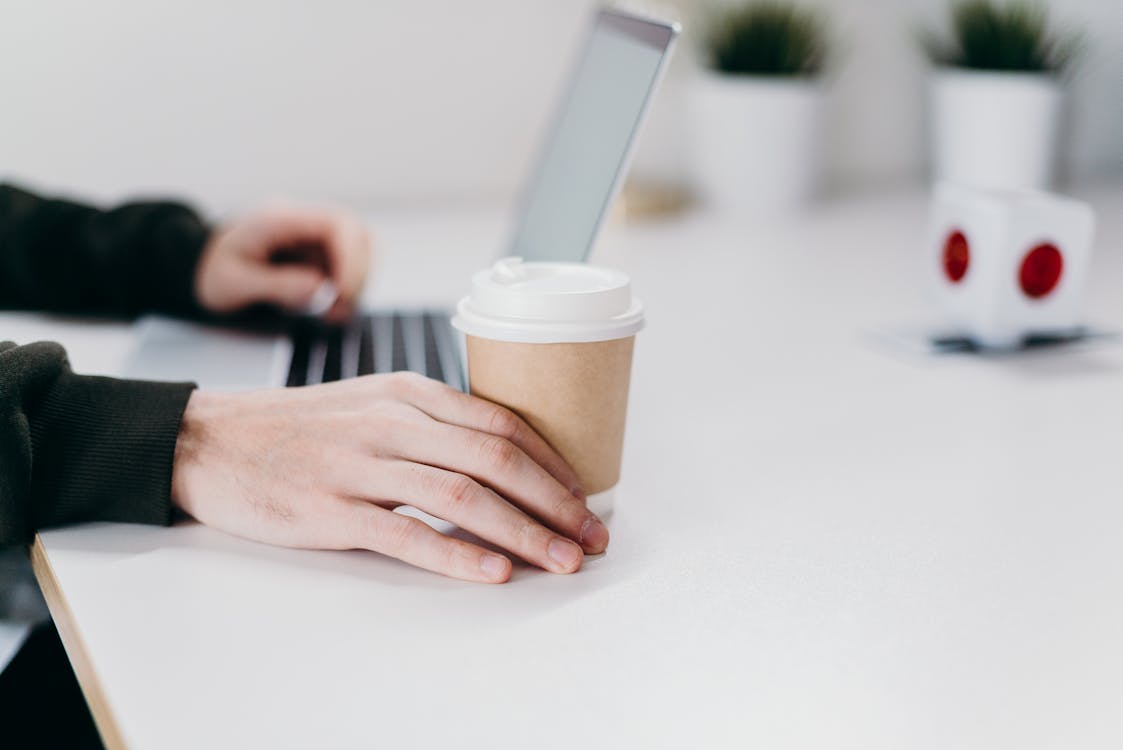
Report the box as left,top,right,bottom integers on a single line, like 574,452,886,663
0,183,210,317
0,340,195,548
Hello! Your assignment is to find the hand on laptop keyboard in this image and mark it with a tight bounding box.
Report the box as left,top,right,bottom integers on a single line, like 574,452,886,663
194,204,372,323
169,372,609,583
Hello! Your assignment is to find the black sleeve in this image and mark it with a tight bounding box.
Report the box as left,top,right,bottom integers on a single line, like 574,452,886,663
0,340,195,548
0,183,210,317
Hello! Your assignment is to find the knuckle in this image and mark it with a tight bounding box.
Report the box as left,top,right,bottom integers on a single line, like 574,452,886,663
442,540,467,574
549,490,584,523
386,370,431,399
515,517,549,551
440,474,478,509
375,513,422,554
364,400,415,431
485,406,522,440
384,370,415,396
479,435,519,473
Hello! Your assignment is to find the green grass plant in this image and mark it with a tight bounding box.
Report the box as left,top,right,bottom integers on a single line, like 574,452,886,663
921,1,1079,73
704,2,827,77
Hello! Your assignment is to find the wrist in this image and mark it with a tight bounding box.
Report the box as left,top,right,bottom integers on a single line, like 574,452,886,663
171,389,226,516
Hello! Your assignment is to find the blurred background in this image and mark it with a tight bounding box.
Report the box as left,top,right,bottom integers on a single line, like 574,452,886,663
0,0,1120,216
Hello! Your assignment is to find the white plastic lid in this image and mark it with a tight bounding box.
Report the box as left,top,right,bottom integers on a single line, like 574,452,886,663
452,257,644,343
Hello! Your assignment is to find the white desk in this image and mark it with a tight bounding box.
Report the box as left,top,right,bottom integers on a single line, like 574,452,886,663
18,185,1123,748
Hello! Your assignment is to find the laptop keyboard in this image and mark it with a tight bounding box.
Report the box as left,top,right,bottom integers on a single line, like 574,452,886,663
286,311,463,390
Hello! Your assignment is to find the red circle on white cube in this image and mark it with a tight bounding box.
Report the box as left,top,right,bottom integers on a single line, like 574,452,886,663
943,230,969,283
1019,243,1063,299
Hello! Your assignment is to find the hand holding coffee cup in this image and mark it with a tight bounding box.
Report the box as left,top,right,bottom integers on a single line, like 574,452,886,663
453,258,644,516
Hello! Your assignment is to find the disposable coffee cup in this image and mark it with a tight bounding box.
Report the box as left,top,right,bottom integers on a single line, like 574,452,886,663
452,257,644,515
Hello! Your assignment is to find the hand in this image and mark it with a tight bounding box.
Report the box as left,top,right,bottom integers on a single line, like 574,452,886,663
171,372,608,583
195,204,373,323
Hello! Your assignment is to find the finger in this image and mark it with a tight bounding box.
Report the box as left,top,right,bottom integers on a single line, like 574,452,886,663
303,279,339,317
384,411,607,554
346,501,511,583
244,208,371,308
250,209,337,260
381,462,585,574
391,373,585,499
242,263,328,311
320,220,372,306
321,293,357,324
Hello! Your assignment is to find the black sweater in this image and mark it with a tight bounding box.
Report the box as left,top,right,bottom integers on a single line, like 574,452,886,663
0,184,210,548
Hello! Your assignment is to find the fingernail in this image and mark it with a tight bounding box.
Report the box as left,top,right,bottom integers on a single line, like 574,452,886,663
303,279,338,317
480,554,509,580
579,516,609,552
547,538,582,572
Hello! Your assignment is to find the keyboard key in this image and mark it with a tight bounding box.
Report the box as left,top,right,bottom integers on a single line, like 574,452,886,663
288,311,462,390
341,320,362,380
429,312,464,391
373,313,394,374
359,317,374,376
391,314,408,372
422,313,444,383
322,327,343,383
401,313,427,376
287,324,312,387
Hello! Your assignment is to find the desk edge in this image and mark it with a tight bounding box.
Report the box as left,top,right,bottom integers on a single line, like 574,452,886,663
30,534,127,750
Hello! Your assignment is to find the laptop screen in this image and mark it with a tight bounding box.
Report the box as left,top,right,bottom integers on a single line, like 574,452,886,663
506,9,678,263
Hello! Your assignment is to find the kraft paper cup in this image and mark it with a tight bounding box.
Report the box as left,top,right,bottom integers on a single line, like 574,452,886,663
452,257,644,515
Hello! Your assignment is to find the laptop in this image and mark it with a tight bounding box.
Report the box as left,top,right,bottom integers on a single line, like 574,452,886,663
126,8,679,390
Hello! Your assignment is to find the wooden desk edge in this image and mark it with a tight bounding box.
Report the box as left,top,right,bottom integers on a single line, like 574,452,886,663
30,534,128,750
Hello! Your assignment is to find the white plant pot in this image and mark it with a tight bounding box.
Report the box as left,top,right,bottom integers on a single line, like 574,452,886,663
688,71,823,214
929,69,1063,191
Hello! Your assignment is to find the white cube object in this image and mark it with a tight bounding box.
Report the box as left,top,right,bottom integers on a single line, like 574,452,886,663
928,182,1096,349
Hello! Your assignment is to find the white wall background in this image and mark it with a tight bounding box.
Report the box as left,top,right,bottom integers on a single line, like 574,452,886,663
0,0,1120,216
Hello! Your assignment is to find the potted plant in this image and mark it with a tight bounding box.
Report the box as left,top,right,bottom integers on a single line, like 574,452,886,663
689,2,828,213
921,1,1080,191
